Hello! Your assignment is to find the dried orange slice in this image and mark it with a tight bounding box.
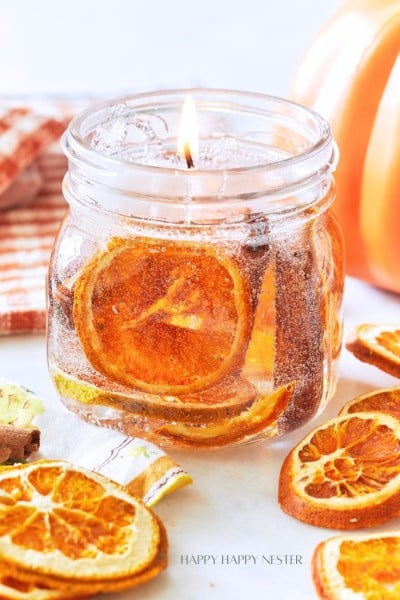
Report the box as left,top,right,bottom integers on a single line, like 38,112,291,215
0,576,84,599
156,382,294,448
52,365,257,424
346,324,400,378
339,386,400,418
279,412,400,529
313,530,400,600
0,517,168,597
0,460,165,585
73,237,253,395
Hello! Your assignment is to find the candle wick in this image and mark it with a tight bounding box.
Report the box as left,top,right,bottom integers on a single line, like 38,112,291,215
184,144,194,169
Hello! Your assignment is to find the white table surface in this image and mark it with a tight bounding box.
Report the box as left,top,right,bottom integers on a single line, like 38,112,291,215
1,1,398,598
1,276,400,600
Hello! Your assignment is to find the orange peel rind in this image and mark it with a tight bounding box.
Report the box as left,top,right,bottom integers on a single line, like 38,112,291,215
0,576,87,599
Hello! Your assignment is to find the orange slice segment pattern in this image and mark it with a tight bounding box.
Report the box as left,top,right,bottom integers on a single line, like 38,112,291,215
0,515,168,598
0,460,163,581
346,324,400,378
73,238,253,395
279,412,400,529
313,531,400,600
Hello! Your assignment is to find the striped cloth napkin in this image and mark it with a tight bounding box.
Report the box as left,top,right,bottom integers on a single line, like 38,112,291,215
0,146,68,334
0,101,79,335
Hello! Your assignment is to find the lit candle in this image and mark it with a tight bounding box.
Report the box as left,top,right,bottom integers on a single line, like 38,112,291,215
177,95,199,169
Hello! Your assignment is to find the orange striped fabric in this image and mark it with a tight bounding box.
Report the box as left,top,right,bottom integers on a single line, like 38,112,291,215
0,144,68,334
0,108,65,195
0,98,99,334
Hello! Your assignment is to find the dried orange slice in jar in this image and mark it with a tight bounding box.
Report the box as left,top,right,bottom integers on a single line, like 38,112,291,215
156,382,294,448
313,530,400,600
53,366,257,424
346,324,400,378
339,386,400,418
0,460,166,595
73,237,253,395
278,412,400,529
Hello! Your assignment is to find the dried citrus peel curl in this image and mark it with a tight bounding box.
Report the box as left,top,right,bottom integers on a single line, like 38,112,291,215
156,382,294,448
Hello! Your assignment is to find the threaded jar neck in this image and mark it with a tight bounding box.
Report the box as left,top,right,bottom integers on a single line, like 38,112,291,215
62,89,338,225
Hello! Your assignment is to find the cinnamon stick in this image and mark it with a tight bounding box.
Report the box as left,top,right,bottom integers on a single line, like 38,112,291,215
274,224,324,433
0,425,40,462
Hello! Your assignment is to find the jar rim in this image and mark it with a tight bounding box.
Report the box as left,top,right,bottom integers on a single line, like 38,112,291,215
62,88,337,219
66,87,335,178
65,88,336,177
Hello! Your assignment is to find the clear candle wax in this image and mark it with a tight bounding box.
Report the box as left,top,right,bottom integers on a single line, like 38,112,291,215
47,89,344,448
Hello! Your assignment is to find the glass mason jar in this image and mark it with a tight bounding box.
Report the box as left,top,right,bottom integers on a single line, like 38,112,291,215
47,89,344,449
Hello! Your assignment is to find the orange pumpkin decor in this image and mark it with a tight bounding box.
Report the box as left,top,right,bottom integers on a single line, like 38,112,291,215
291,0,400,292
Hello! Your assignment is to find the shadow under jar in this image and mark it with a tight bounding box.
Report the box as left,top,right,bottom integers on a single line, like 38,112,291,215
47,89,344,449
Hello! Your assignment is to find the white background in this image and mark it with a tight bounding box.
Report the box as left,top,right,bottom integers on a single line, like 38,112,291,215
0,0,341,96
3,2,400,600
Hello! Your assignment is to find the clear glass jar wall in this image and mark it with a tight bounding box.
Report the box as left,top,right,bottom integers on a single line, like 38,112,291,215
47,89,344,448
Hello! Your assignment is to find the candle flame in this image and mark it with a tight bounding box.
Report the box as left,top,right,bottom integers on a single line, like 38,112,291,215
178,95,199,168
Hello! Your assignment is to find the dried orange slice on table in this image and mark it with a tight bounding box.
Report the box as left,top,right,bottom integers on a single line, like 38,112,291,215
279,412,400,529
339,386,400,418
73,237,253,396
313,530,400,600
0,460,167,598
346,324,400,378
0,576,86,599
